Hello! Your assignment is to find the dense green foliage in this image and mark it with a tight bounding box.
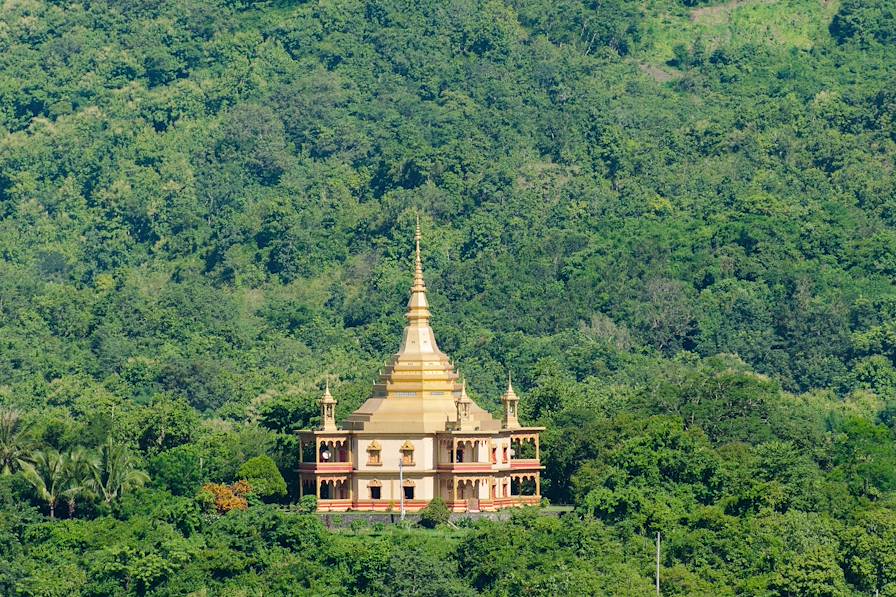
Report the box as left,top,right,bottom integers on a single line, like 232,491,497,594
237,455,287,500
2,0,896,594
418,496,451,529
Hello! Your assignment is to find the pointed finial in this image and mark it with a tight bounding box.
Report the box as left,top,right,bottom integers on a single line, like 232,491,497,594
502,368,520,430
456,373,473,428
457,374,472,404
320,376,337,430
405,214,431,324
415,213,421,261
413,214,425,290
503,369,518,401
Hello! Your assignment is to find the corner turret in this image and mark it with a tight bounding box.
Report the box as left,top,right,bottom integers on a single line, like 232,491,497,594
319,380,337,431
501,373,520,430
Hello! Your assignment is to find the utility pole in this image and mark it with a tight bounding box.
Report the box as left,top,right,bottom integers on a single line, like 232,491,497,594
656,531,661,597
399,455,405,522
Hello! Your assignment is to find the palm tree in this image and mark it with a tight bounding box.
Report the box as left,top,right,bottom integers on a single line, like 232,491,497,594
0,409,34,475
61,447,97,518
20,449,66,518
89,440,149,504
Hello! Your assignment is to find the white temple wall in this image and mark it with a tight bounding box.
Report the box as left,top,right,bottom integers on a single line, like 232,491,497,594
353,436,434,470
351,436,436,503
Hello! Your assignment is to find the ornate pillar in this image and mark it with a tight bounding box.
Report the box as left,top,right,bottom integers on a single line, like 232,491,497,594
535,436,540,460
535,474,541,497
316,478,321,499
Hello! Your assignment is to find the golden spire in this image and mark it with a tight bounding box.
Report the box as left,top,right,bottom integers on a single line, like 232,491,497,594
396,216,440,356
407,214,430,324
414,214,423,285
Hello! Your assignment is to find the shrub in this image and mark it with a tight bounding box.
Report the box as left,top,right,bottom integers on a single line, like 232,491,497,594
197,482,251,514
418,497,451,528
298,495,318,513
236,456,287,501
350,518,367,533
231,480,253,496
149,444,203,496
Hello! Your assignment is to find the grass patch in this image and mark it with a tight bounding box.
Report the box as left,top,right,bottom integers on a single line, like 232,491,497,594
638,0,841,65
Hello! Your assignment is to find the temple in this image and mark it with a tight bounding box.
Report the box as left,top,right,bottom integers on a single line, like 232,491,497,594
297,219,544,512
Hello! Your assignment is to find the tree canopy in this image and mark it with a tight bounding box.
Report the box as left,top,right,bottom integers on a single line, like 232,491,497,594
2,0,896,594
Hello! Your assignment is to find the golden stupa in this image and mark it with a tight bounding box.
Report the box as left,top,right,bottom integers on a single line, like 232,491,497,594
298,218,543,512
344,219,500,434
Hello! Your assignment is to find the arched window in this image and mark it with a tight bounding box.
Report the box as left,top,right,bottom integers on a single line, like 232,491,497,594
400,440,415,466
402,479,415,500
366,440,382,466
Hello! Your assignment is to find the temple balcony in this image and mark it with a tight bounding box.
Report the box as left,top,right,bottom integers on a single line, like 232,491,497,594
436,435,496,467
298,434,353,467
509,431,541,462
299,462,354,473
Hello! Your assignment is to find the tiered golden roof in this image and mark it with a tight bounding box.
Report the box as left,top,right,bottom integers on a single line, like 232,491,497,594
344,218,501,433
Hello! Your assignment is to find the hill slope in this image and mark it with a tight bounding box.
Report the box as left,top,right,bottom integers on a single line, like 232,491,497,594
2,0,896,595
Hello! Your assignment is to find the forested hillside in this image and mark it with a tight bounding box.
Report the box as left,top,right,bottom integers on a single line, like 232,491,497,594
2,0,896,594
